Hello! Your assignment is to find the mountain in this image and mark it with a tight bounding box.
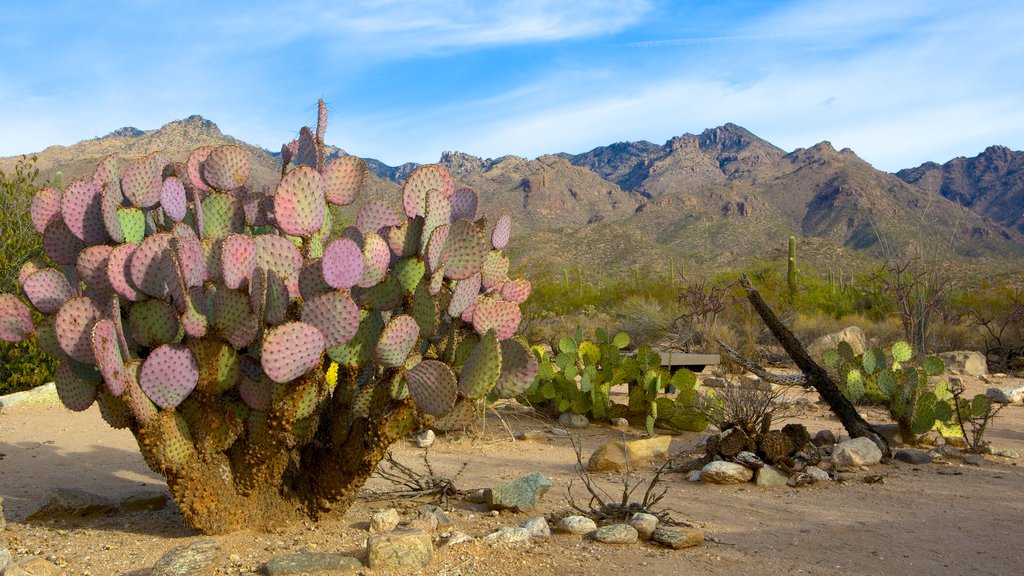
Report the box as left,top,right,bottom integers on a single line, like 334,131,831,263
896,145,1024,235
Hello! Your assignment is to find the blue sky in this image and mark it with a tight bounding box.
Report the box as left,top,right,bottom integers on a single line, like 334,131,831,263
2,1,1022,172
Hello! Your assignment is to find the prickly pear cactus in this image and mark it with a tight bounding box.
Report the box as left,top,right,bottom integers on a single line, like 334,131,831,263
0,101,535,534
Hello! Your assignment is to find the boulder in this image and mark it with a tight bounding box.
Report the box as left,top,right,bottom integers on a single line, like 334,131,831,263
555,516,597,535
482,527,532,545
812,429,837,446
588,523,638,544
808,326,866,361
369,508,401,533
262,553,362,575
587,436,672,473
986,386,1024,404
938,351,988,376
485,472,552,512
366,529,433,570
26,488,119,524
832,437,883,468
6,557,65,576
413,429,435,448
652,527,704,549
520,516,551,538
150,538,221,576
628,512,659,540
755,465,791,487
558,412,590,429
699,461,754,484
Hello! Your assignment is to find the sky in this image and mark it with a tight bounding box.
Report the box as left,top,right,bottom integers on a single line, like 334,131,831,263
1,1,1022,173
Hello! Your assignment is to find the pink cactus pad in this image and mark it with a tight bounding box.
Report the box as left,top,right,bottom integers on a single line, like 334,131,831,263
424,223,449,274
374,314,420,368
187,146,216,192
491,214,512,250
61,179,110,245
274,165,325,237
440,219,487,281
0,294,34,342
92,318,128,396
201,145,250,191
405,360,457,417
77,245,115,301
471,296,521,341
139,343,199,409
43,220,87,266
54,361,98,411
161,176,188,221
100,177,127,242
214,287,258,349
449,187,478,221
252,235,303,285
492,339,538,399
447,273,481,318
358,232,391,288
130,233,175,299
300,290,360,348
91,154,120,190
31,186,62,234
322,155,367,206
499,277,532,304
121,153,168,209
321,238,364,290
173,224,206,288
480,250,510,290
107,243,144,301
261,322,325,383
221,234,258,290
55,296,103,363
22,268,74,314
355,199,400,235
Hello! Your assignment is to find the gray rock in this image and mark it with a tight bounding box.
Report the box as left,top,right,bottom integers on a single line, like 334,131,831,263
610,417,630,428
894,448,933,465
699,461,753,484
755,465,791,487
119,489,169,513
873,424,903,447
555,516,597,535
517,430,548,442
994,449,1020,459
687,470,702,482
519,516,551,538
150,538,221,576
700,376,729,389
485,472,552,512
589,523,638,544
558,412,589,429
930,444,962,459
369,508,400,533
411,505,454,532
805,466,831,482
0,383,59,411
366,529,433,570
938,351,988,376
0,547,10,575
812,429,837,446
963,454,984,466
733,451,764,469
482,527,532,545
832,437,883,468
26,488,119,523
917,430,945,447
986,386,1024,404
808,326,866,361
262,552,362,575
652,527,704,549
627,513,658,540
440,529,474,547
413,429,436,448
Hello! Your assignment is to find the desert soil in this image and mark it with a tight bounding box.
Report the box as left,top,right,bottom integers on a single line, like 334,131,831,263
1,374,1022,576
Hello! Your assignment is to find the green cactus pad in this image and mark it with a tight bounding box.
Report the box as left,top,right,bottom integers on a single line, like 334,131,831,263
139,343,200,410
440,219,487,281
891,341,913,363
471,296,521,341
274,165,325,237
221,234,258,290
411,281,439,340
862,347,885,375
188,339,241,394
261,322,326,383
262,270,290,326
322,155,367,206
405,360,457,417
107,243,144,301
356,199,401,235
387,217,424,258
491,214,512,250
480,250,509,290
214,287,259,349
201,145,250,191
252,235,303,287
845,369,865,401
321,237,364,290
96,389,133,429
374,315,420,368
117,207,146,245
492,338,539,399
393,257,426,294
91,318,128,396
458,329,501,399
54,360,99,411
55,296,103,364
301,290,360,348
31,185,63,234
423,223,449,274
22,268,74,314
358,232,391,288
200,192,246,240
327,310,383,367
430,398,479,432
499,277,531,304
421,188,452,250
43,220,87,265
160,176,188,222
121,152,168,209
186,146,216,192
449,187,478,221
0,294,34,343
447,273,481,318
128,299,182,348
923,356,944,376
60,179,109,244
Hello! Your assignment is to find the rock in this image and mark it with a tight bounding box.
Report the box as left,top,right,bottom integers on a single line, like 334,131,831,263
558,412,589,429
462,488,488,504
588,523,638,544
549,427,569,436
26,488,119,523
813,429,838,446
150,538,221,576
627,512,659,540
587,435,672,473
411,505,453,532
755,465,791,487
894,449,933,465
994,449,1020,459
517,430,548,442
700,376,729,389
369,508,401,533
413,429,435,448
366,529,433,570
963,454,984,466
917,430,945,447
945,436,969,449
873,423,903,447
610,417,630,428
119,489,169,513
0,383,59,411
938,351,988,376
483,527,532,545
805,466,831,482
652,527,704,549
485,472,552,512
519,516,551,538
440,530,474,547
738,375,772,392
986,386,1024,404
0,547,10,575
733,451,764,469
930,445,962,459
699,461,754,484
687,470,702,482
6,557,65,576
808,326,866,360
555,516,597,535
262,552,362,575
832,437,883,468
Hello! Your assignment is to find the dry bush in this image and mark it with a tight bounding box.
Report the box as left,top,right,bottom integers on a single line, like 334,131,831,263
696,383,794,433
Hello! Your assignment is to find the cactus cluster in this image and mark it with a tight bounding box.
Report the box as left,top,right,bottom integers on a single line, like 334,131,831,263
0,102,535,532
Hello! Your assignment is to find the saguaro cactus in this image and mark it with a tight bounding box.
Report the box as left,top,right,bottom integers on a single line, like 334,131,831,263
0,102,536,534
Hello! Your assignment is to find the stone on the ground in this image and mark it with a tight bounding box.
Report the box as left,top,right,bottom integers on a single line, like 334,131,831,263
555,516,598,535
150,538,221,576
366,529,433,570
628,512,659,540
873,423,903,446
0,383,59,412
0,547,10,575
652,527,704,549
520,516,551,538
894,448,933,465
755,465,790,487
994,449,1020,459
119,489,169,513
413,429,435,448
485,472,552,512
734,451,764,469
411,505,453,532
369,508,401,533
700,377,729,389
589,523,638,544
986,386,1024,404
687,470,702,482
517,429,547,442
963,454,985,466
832,437,883,468
6,557,65,576
812,429,837,446
808,326,866,360
441,530,474,547
917,430,945,446
944,436,969,449
805,466,831,482
610,417,630,428
483,526,532,545
699,461,754,484
25,488,119,523
262,552,362,575
587,435,672,473
938,351,988,376
738,375,772,392
558,412,590,429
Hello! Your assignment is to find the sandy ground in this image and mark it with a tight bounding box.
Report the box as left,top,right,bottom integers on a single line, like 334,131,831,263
1,375,1022,576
